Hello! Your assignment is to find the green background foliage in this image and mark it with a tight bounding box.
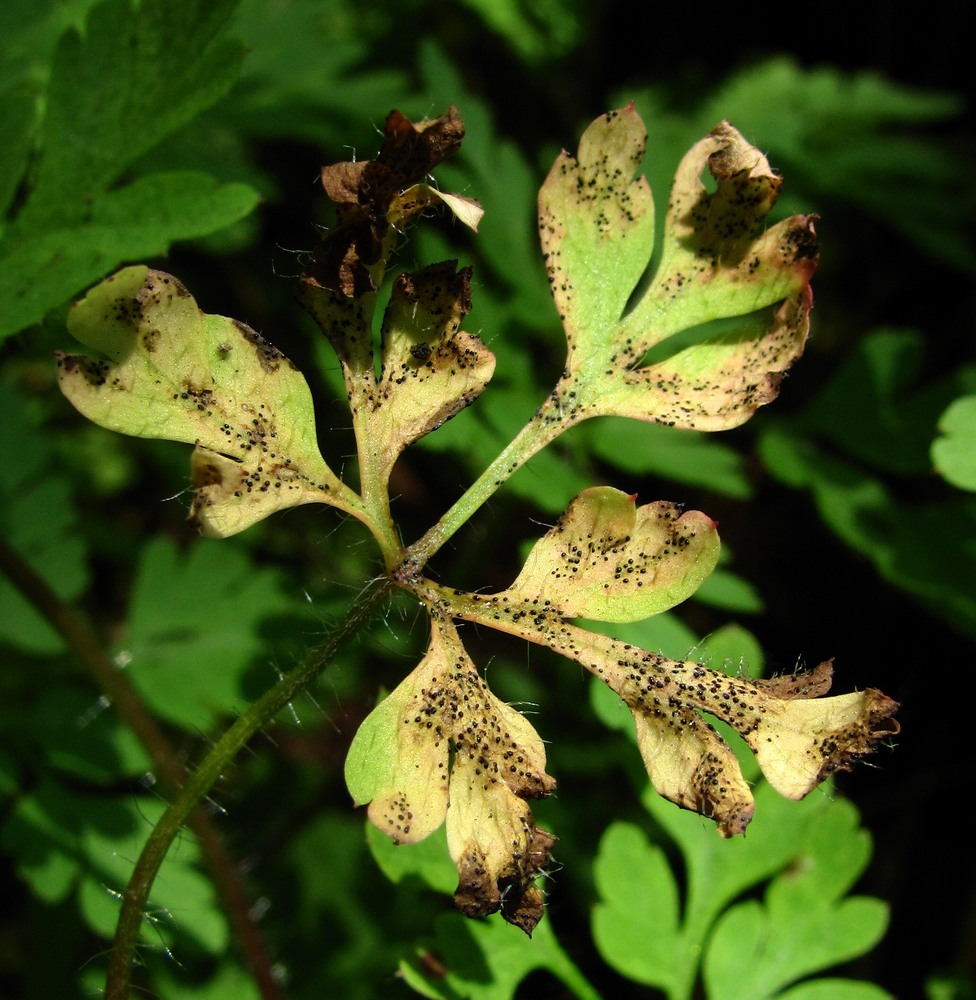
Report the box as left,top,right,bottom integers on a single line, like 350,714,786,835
1,0,973,997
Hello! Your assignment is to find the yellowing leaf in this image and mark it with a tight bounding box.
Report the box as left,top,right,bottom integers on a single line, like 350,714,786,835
538,104,654,352
630,704,755,837
744,662,901,800
344,655,451,845
57,266,361,537
469,487,719,624
538,109,817,433
388,184,484,232
345,615,555,933
568,632,898,833
370,262,495,485
423,597,898,838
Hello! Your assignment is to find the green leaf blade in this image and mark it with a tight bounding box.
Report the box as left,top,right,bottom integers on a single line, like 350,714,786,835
0,0,257,340
0,173,259,342
932,395,976,491
538,104,655,357
19,0,243,221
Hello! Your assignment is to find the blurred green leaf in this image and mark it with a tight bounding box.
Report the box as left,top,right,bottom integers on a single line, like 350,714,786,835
581,417,753,499
455,0,582,60
798,329,962,476
399,910,600,1000
37,686,150,783
695,622,764,678
626,59,973,270
933,396,976,491
0,80,36,221
1,780,227,952
693,567,764,613
593,782,889,1000
222,0,411,146
151,961,262,1000
0,0,259,340
119,535,296,730
366,820,457,896
0,384,89,654
760,426,976,638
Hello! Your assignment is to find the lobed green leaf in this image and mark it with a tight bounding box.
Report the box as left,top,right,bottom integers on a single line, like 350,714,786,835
932,395,976,491
593,782,890,1000
119,536,296,731
0,0,257,340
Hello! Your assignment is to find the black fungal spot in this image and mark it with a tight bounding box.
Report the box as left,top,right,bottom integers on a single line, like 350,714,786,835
234,320,292,373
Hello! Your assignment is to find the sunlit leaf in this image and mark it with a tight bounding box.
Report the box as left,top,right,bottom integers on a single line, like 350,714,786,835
485,486,719,623
538,108,817,432
368,261,495,486
932,395,976,491
58,265,361,536
435,592,897,836
0,0,256,340
346,614,555,933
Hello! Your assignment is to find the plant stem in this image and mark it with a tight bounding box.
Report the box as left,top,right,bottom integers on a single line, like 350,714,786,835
0,536,286,1000
103,574,393,1000
401,397,565,572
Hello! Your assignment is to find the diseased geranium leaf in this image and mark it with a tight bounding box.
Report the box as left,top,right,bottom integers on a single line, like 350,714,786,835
58,266,363,536
300,107,481,310
498,486,719,623
432,586,897,838
538,105,655,353
570,631,896,830
296,111,488,498
368,261,495,487
346,614,555,933
538,107,817,432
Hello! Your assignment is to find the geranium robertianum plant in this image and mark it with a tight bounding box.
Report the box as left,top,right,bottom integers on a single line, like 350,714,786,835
57,106,899,952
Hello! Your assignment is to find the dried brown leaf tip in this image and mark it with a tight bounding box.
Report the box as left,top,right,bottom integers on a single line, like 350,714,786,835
305,107,482,297
345,615,556,934
320,108,465,218
560,628,900,835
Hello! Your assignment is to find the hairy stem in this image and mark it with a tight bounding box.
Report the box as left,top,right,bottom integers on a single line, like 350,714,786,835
0,536,287,1000
400,395,566,572
103,574,393,1000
